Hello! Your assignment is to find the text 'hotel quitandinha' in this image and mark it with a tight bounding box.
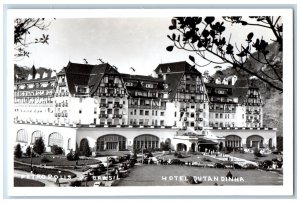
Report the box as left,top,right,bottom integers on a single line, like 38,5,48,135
13,61,277,155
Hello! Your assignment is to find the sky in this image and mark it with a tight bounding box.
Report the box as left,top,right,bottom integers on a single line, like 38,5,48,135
15,17,277,76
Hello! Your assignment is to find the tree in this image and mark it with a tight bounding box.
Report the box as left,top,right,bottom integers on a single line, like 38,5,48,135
33,137,45,155
167,16,283,92
14,18,53,60
25,145,31,157
82,141,91,157
14,144,22,158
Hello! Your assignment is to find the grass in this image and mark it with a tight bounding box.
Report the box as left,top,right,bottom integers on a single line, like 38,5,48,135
14,177,45,187
15,156,101,166
116,165,283,186
14,162,76,178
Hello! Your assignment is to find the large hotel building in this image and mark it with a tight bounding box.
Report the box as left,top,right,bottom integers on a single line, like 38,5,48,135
13,61,277,154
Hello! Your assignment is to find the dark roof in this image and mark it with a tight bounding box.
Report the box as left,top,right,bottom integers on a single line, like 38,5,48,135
65,62,118,95
205,82,250,104
154,61,200,74
165,73,184,100
122,74,163,82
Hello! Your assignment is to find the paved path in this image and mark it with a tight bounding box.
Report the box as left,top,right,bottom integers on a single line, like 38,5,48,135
204,154,258,166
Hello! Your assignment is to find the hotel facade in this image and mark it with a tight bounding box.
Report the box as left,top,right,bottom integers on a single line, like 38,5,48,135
13,61,277,155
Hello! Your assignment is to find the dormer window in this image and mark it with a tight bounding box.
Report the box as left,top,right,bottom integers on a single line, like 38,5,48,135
75,85,89,94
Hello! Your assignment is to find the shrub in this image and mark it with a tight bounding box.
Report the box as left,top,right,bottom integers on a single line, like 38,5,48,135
33,137,45,155
25,146,31,157
41,156,51,163
14,144,22,158
52,145,63,155
254,148,263,157
66,151,80,161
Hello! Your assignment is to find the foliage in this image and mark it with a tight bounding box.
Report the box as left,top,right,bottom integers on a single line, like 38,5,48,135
276,136,283,152
14,144,22,158
81,140,91,157
160,141,170,151
253,147,264,157
41,156,52,163
25,146,31,157
167,16,283,92
51,145,63,155
33,137,45,155
14,18,53,60
66,151,80,161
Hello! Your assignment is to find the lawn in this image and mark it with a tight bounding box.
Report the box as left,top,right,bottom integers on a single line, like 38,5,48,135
115,165,283,186
15,156,101,166
14,177,45,187
14,162,76,178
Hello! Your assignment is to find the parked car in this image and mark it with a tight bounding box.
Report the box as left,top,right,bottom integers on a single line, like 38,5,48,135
243,163,258,169
214,163,225,168
169,159,185,165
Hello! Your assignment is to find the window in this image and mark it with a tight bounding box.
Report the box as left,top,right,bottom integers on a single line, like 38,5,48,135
174,112,177,117
94,118,97,124
48,132,63,147
94,107,97,114
215,113,218,119
160,112,164,116
191,113,194,118
107,109,112,114
220,113,223,119
242,114,244,119
79,109,82,114
145,111,149,116
160,120,164,126
140,110,144,115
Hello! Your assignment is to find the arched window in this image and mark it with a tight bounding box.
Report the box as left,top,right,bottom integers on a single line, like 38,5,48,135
246,135,264,148
133,134,159,150
48,132,63,147
67,138,72,150
225,135,242,148
96,135,126,151
16,129,28,143
31,131,44,144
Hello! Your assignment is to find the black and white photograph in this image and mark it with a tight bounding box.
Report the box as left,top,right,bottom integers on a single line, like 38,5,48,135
4,7,295,197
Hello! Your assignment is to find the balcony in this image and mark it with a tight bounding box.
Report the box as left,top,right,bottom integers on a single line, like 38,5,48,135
113,104,123,108
112,114,122,119
99,103,109,108
99,114,108,118
196,117,203,121
196,108,203,112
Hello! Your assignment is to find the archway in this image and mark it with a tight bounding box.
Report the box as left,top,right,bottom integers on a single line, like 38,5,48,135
246,135,264,148
133,134,159,150
96,134,127,151
80,138,89,152
176,143,187,151
48,132,63,148
31,130,44,144
16,129,28,143
225,135,242,149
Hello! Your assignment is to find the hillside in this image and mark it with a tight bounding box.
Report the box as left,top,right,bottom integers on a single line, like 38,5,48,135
212,42,283,136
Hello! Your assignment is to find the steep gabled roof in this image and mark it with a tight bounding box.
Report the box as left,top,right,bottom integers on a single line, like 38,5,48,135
154,61,199,74
65,62,117,95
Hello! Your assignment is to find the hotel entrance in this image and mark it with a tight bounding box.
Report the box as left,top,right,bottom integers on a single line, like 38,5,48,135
96,134,126,151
